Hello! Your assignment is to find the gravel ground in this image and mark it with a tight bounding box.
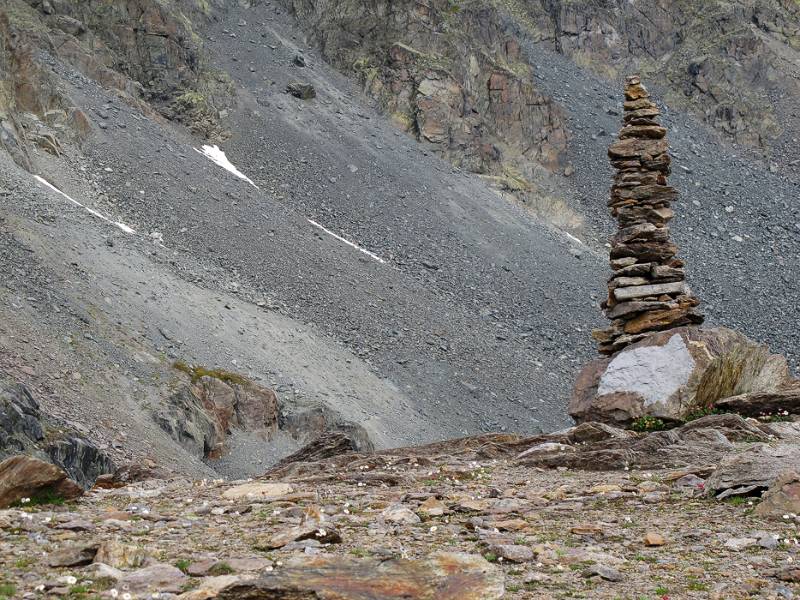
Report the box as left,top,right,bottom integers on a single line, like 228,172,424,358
1,438,798,599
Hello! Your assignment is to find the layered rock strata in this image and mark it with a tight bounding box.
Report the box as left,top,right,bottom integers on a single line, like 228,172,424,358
593,75,703,355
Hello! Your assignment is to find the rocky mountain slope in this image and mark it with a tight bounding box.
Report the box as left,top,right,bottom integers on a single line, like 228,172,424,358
0,0,799,485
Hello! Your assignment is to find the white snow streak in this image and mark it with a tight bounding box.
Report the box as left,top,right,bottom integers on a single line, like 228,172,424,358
565,232,584,245
34,176,135,234
307,219,385,264
194,144,258,188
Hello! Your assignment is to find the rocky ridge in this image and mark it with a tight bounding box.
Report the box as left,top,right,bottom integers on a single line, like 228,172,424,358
1,410,800,599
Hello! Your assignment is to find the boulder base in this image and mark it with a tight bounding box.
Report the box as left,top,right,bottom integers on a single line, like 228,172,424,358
570,326,792,426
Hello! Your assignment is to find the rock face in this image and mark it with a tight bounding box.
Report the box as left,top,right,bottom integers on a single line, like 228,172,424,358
593,75,703,355
46,437,116,489
153,386,222,459
0,454,83,508
509,0,800,149
0,380,44,456
0,379,114,488
217,553,504,600
154,368,280,459
571,326,794,426
284,0,570,219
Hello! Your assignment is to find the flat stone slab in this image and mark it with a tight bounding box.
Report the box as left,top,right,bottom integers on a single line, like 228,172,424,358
216,552,504,599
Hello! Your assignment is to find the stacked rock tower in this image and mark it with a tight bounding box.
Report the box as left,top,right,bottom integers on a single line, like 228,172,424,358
594,75,703,355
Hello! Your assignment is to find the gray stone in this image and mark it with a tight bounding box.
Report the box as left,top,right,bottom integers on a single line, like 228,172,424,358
487,544,534,563
706,444,800,498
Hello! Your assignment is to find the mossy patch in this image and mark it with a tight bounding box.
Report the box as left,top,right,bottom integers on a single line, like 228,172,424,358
173,361,249,386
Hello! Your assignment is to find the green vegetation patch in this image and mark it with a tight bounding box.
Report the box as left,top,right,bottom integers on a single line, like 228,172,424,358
173,361,249,386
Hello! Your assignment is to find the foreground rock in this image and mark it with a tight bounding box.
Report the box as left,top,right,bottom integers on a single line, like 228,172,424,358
571,326,797,426
706,444,800,499
1,418,799,599
217,553,504,600
755,471,800,518
0,379,114,487
0,455,82,508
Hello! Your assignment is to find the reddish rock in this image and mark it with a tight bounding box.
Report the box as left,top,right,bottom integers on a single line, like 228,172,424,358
754,471,800,518
0,455,83,508
217,553,504,600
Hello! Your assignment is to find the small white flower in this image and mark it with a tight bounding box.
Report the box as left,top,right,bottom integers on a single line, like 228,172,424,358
110,590,119,599
429,526,438,533
35,584,45,592
21,497,30,504
122,593,132,600
65,576,77,585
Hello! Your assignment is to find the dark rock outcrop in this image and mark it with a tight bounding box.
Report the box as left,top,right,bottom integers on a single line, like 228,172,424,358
46,436,116,489
154,386,223,459
0,378,114,488
0,380,44,454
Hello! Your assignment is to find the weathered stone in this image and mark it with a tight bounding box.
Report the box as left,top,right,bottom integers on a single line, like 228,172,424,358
706,444,800,498
608,137,668,160
643,532,665,546
119,564,188,595
216,553,504,600
94,539,149,568
0,455,83,508
487,543,533,562
753,471,800,517
572,327,793,425
715,389,800,416
286,82,316,99
606,300,672,319
381,503,421,524
260,517,342,550
222,482,293,501
48,542,100,568
619,125,667,139
613,282,685,301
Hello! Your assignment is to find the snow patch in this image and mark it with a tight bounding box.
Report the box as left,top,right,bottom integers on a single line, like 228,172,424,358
565,232,584,245
307,219,385,264
34,176,135,234
194,144,258,188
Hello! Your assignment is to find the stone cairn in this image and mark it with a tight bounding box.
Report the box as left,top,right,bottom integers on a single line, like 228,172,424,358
593,75,703,355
